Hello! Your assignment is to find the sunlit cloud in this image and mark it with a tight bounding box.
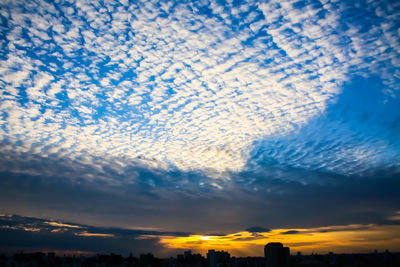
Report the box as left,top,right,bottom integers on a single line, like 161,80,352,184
22,227,41,232
388,211,400,222
45,221,82,229
0,214,191,256
160,224,400,256
74,231,114,238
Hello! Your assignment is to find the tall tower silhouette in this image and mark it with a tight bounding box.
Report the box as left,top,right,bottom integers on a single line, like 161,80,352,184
264,242,290,267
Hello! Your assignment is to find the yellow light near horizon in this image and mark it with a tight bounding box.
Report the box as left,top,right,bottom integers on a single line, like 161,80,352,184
159,224,400,257
74,231,114,237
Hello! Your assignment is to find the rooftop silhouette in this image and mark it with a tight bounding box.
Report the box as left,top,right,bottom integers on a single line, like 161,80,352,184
2,244,400,267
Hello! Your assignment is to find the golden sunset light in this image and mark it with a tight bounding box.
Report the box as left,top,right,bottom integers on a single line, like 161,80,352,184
160,224,400,256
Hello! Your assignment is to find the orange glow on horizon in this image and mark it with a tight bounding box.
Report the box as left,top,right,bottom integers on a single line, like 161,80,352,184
74,231,114,237
159,224,400,257
45,221,82,228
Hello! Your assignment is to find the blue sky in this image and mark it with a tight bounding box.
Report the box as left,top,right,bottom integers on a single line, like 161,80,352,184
0,0,400,256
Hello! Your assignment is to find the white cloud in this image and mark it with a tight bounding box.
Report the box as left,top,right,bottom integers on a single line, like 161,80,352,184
0,0,398,181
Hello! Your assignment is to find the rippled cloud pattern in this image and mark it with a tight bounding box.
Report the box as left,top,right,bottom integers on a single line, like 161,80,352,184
0,0,399,184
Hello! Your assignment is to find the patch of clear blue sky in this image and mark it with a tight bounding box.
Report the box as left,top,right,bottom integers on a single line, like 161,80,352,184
249,74,400,176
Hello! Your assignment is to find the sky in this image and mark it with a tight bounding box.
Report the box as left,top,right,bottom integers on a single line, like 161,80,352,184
0,0,400,257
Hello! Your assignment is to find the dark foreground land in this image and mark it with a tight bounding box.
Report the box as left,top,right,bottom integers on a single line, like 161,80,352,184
1,250,400,267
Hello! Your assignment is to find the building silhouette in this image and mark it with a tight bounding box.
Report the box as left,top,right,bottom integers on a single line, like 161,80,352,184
264,242,290,267
207,249,230,267
2,248,400,267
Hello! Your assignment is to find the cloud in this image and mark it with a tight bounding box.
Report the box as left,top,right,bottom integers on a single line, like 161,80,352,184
1,0,398,179
0,214,190,256
161,224,400,256
0,214,190,237
245,227,271,233
247,75,400,178
281,230,299,235
74,232,114,238
1,167,399,235
45,222,82,229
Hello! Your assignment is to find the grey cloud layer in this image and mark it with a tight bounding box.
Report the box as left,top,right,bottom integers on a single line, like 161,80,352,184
0,214,188,256
1,169,399,233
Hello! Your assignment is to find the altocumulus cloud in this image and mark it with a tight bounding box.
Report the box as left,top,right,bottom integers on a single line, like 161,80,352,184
1,0,399,179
